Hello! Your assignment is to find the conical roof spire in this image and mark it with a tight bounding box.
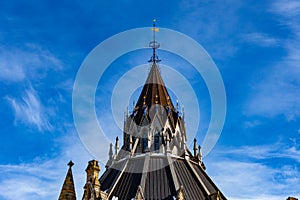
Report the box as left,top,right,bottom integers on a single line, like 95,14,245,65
58,161,76,200
132,63,177,126
136,64,175,110
131,20,177,127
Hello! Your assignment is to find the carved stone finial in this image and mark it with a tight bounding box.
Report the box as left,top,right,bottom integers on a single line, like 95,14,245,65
135,185,144,200
114,137,119,160
106,143,113,168
198,145,203,162
109,143,113,158
129,135,133,153
176,186,186,200
67,160,74,168
193,138,198,157
209,191,222,200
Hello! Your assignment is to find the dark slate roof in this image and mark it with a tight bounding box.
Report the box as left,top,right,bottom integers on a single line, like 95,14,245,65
99,155,226,200
132,63,180,129
144,157,176,200
136,63,175,111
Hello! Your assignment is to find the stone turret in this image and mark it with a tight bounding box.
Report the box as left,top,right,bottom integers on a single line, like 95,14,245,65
82,160,107,200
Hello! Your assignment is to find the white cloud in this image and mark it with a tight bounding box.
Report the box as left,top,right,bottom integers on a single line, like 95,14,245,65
207,159,300,200
175,0,241,59
271,0,300,18
245,68,300,120
206,143,300,199
0,164,60,200
244,1,300,120
6,85,52,131
243,32,279,47
216,142,300,163
0,43,63,82
270,0,300,64
0,58,25,82
243,119,261,128
0,131,94,200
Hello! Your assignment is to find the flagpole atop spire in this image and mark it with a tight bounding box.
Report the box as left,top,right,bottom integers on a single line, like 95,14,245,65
148,19,161,63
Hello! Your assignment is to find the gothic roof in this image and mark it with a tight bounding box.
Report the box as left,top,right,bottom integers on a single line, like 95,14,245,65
58,161,76,200
99,154,226,200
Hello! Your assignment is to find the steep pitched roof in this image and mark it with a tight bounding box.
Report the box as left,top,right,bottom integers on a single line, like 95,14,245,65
58,161,76,200
133,63,178,127
136,63,175,110
99,155,226,200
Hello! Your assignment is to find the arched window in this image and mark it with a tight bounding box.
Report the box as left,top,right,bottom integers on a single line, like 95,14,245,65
142,137,148,153
154,132,159,151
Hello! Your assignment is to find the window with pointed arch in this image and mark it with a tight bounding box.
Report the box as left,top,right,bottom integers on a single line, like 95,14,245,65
154,132,159,151
142,137,148,153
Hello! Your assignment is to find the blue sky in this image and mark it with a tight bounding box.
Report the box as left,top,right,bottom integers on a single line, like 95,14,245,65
0,0,299,199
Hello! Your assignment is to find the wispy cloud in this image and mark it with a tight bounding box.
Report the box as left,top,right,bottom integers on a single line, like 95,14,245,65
0,43,63,82
175,0,241,59
270,0,300,63
244,1,300,120
206,143,300,199
0,163,60,200
6,85,52,131
0,130,93,200
243,32,279,47
223,142,300,163
0,55,25,82
271,0,300,18
207,159,300,200
245,70,300,120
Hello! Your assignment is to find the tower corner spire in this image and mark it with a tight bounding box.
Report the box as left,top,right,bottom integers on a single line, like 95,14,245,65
58,161,76,200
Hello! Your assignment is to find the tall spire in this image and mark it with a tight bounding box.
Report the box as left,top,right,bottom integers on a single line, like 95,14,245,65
130,20,177,127
148,19,161,63
58,161,76,200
